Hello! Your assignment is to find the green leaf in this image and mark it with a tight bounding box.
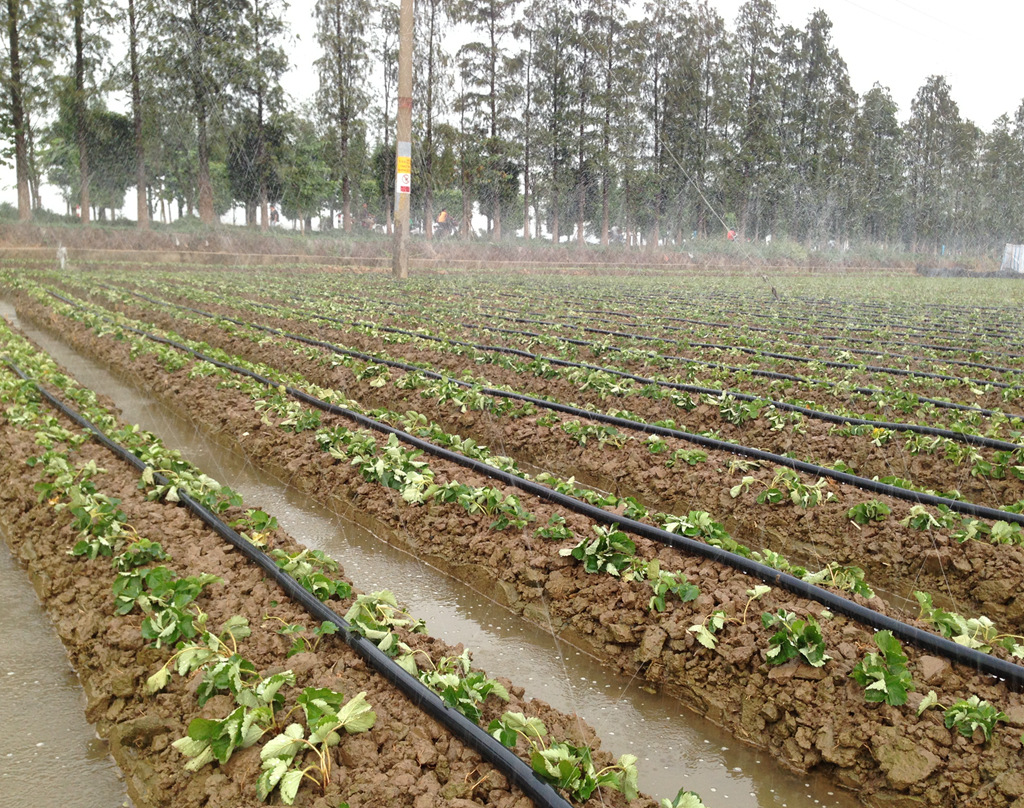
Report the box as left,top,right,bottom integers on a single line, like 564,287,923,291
279,769,305,805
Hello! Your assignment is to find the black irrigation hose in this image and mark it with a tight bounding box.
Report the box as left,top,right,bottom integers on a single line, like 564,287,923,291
31,310,1024,691
3,361,577,808
102,285,1024,454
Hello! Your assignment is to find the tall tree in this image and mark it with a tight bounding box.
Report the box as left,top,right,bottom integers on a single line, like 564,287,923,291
315,0,371,232
236,0,288,229
454,0,520,240
162,0,245,224
848,83,903,243
415,0,449,239
4,0,31,219
904,75,963,250
732,0,781,239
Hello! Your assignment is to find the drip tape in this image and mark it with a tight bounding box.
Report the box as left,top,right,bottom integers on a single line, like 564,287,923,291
108,286,1024,451
23,308,1024,691
3,360,577,808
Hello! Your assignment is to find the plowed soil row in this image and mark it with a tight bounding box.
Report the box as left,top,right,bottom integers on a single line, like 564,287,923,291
49,287,1024,625
10,290,1024,808
0,382,636,808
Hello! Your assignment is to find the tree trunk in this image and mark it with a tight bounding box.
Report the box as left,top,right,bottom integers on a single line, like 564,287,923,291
75,0,91,224
7,0,31,221
128,0,148,228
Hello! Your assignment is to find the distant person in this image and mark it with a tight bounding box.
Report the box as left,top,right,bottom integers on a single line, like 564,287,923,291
436,208,449,236
270,206,279,226
726,228,736,241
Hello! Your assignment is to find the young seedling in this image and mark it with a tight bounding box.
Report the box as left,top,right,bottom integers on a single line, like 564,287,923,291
646,560,700,613
265,616,340,658
487,712,638,802
688,586,771,650
257,689,377,804
415,650,510,724
761,609,831,668
917,692,1007,742
560,523,637,578
535,514,574,541
270,548,352,602
850,631,914,706
660,789,709,808
343,590,425,666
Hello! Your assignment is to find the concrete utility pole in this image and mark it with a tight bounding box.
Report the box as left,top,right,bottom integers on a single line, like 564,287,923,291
392,0,414,279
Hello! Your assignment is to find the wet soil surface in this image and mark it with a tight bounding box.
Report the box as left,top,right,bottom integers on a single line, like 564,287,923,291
3,280,1024,807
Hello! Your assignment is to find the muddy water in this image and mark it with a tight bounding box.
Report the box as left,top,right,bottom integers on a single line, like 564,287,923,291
0,534,130,807
2,305,862,808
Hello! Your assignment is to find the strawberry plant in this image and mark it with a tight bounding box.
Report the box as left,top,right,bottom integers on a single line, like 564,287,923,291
917,694,1008,742
343,590,425,665
173,704,273,772
535,514,574,541
761,609,831,667
487,712,638,802
688,586,771,649
267,618,339,658
112,537,168,571
415,650,510,723
646,561,699,612
146,613,256,699
257,689,376,804
803,563,874,598
661,790,708,808
850,631,914,706
666,448,707,467
270,548,352,602
914,592,1024,658
847,500,892,525
559,523,636,577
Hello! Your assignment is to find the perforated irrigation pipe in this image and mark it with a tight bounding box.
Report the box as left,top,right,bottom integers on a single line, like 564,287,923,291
2,360,578,808
113,287,1024,453
26,306,1024,691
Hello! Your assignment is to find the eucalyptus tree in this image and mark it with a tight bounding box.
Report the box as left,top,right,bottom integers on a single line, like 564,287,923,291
731,0,782,239
2,0,63,218
414,0,450,238
315,0,371,231
780,9,855,242
125,0,152,226
531,0,577,243
980,109,1024,246
369,0,396,232
453,0,521,239
160,0,247,224
903,75,963,250
848,83,903,244
233,0,289,229
637,0,671,246
510,8,536,238
661,0,734,241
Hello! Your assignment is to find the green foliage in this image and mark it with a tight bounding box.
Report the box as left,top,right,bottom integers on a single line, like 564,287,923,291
761,610,831,667
343,590,425,662
559,523,637,577
850,631,914,706
661,790,709,808
270,548,352,602
416,650,510,724
646,560,699,612
802,563,874,598
847,500,892,525
535,514,574,541
914,592,1024,658
172,703,275,772
943,696,1006,742
258,689,377,804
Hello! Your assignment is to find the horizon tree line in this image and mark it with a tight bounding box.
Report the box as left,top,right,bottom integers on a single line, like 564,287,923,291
3,0,1024,254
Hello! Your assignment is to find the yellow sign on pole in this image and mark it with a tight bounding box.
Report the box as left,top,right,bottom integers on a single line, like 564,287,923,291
396,156,411,174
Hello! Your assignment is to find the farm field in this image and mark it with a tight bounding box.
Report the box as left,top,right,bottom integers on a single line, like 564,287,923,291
1,263,1024,808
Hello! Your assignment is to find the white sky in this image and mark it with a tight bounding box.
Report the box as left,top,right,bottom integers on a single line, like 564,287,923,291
6,0,1022,214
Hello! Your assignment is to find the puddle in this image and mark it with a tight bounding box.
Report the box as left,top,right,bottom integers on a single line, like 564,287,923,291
0,301,862,808
0,533,130,807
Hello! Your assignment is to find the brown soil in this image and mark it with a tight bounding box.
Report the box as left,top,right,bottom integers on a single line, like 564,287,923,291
59,287,1024,625
5,281,1024,807
0,362,655,808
